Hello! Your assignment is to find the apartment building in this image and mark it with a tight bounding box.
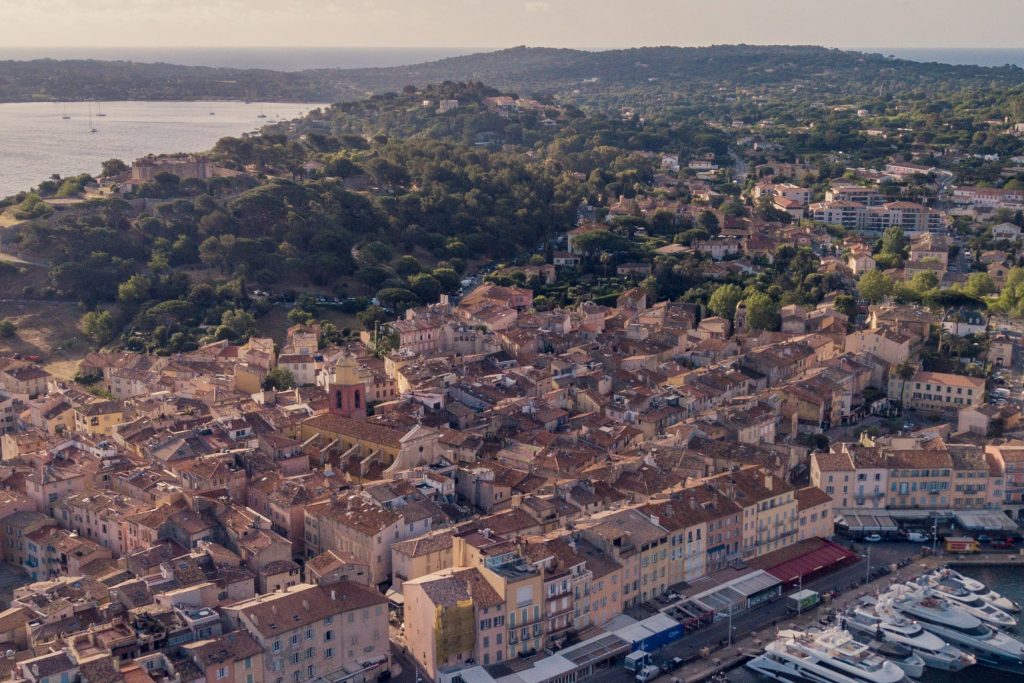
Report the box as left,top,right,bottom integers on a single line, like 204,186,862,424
223,582,389,683
581,509,668,608
814,439,1004,513
703,467,798,559
403,567,506,678
808,200,945,234
888,370,985,412
304,492,433,586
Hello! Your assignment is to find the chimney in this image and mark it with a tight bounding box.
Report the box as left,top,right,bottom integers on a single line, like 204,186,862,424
331,589,336,601
649,514,659,527
764,473,772,492
302,599,309,610
689,496,696,511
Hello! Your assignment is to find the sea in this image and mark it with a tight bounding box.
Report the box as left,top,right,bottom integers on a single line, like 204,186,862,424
726,565,1024,683
0,100,321,199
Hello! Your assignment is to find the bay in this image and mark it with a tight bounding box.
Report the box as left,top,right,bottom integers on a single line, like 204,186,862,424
0,100,323,199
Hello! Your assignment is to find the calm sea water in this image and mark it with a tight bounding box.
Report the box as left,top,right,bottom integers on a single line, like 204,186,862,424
0,101,322,198
727,565,1024,683
865,48,1024,68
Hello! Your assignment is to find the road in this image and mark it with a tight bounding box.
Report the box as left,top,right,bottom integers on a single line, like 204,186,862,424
583,542,924,683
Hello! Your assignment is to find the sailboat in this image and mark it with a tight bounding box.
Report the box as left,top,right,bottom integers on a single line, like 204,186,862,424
88,103,98,134
95,102,106,117
61,104,70,120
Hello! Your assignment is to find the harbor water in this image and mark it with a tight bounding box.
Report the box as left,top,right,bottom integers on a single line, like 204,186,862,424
727,565,1024,683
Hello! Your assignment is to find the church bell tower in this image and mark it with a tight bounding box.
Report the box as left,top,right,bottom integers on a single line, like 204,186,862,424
328,354,365,419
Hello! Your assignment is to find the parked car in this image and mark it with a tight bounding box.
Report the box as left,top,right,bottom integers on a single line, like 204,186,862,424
906,532,929,543
978,535,992,543
991,541,1014,550
864,534,882,543
663,657,684,672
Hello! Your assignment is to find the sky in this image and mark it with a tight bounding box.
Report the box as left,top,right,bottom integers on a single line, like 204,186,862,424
1,0,1022,50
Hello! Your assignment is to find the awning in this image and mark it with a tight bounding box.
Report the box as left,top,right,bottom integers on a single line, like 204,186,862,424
839,513,899,533
691,569,781,613
764,540,857,584
955,510,1019,531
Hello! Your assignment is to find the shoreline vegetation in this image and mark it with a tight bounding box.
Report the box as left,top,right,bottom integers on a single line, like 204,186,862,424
1,45,1023,105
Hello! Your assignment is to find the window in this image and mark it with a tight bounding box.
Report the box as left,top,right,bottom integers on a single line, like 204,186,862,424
216,669,228,680
273,641,281,653
325,616,333,625
305,628,314,640
291,654,300,665
305,648,314,659
324,648,333,660
291,634,299,646
307,667,314,679
324,630,333,642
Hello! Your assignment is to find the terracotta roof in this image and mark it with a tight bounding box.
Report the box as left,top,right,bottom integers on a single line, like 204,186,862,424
232,582,385,638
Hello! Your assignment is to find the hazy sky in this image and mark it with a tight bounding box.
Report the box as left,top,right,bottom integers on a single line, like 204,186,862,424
1,0,1021,50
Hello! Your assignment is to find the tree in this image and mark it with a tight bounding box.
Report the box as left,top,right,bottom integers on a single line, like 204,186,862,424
287,307,314,325
744,292,779,331
0,319,15,339
857,270,893,303
894,360,917,407
697,210,720,234
262,367,295,390
708,284,744,320
216,308,256,342
82,310,117,346
408,273,442,304
964,272,996,297
100,158,129,177
880,226,908,257
357,304,388,331
833,294,858,320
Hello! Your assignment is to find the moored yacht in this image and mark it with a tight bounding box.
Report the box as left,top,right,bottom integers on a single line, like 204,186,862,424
842,597,975,671
905,580,1017,630
883,585,1024,674
864,640,924,679
746,626,909,683
925,568,1020,613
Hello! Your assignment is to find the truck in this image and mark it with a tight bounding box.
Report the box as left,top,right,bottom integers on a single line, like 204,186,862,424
944,537,980,554
787,589,821,614
624,651,652,673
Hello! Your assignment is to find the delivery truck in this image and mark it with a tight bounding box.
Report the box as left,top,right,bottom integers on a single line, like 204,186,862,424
787,589,820,614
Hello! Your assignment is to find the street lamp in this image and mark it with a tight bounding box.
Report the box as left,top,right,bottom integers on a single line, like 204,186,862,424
727,603,735,647
865,542,871,584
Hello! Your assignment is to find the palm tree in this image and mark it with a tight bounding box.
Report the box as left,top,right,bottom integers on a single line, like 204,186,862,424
894,361,917,414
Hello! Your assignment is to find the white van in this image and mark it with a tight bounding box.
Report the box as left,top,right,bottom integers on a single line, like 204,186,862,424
636,665,661,682
906,532,929,542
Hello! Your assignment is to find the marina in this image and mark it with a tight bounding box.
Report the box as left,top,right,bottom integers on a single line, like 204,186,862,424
724,559,1024,683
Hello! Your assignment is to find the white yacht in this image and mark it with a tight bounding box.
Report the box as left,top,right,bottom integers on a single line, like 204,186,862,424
883,585,1024,674
925,568,1020,613
864,640,924,679
905,580,1017,630
842,598,975,671
746,627,909,683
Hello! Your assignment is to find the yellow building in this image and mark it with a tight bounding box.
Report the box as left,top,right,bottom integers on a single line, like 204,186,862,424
73,400,123,437
391,529,454,592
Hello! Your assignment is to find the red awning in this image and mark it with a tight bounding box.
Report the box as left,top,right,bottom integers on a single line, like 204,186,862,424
765,540,857,583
